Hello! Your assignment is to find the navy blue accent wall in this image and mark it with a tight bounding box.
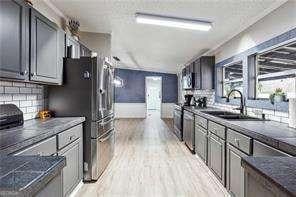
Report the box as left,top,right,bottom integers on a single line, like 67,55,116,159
114,68,178,103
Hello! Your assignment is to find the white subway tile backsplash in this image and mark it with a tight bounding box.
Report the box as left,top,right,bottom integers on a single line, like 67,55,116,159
13,94,27,101
20,87,32,94
26,94,37,100
0,94,12,102
275,111,289,118
4,87,19,94
20,100,32,107
13,82,26,87
32,88,42,94
0,81,12,86
27,106,37,113
1,80,47,121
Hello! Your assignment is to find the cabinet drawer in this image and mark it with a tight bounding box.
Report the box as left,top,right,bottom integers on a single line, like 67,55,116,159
253,140,291,157
208,121,226,139
14,136,56,156
227,129,252,155
58,124,82,149
195,115,207,129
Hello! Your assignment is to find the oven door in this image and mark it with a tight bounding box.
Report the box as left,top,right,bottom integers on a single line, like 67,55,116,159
91,129,115,180
173,109,182,132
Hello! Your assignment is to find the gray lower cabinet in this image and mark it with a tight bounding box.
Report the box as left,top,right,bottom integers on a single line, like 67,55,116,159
208,133,225,185
0,0,29,80
35,173,63,197
195,124,208,163
58,140,81,197
12,124,83,197
226,144,247,197
244,169,290,197
57,124,83,197
30,8,64,84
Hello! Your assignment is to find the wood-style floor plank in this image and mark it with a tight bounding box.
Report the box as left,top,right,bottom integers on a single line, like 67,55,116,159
75,112,229,197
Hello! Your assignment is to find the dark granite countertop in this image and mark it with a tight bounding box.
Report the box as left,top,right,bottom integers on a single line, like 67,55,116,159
242,157,296,197
0,117,85,155
0,155,66,197
183,106,296,156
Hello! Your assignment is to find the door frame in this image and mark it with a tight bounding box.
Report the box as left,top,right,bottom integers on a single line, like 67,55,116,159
145,76,162,117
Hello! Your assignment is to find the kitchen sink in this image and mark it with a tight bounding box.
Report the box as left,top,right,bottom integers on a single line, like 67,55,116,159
202,111,267,121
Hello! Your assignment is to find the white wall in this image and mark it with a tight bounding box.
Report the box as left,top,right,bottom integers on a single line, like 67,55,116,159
80,32,111,58
213,0,296,62
114,103,146,118
114,103,174,119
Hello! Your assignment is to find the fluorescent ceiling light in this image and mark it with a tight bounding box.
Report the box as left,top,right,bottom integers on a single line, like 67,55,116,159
135,13,212,31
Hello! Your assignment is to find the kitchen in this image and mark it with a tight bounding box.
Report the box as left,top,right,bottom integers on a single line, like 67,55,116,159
0,0,295,197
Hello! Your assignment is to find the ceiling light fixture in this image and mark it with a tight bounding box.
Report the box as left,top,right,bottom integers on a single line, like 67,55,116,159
135,13,212,31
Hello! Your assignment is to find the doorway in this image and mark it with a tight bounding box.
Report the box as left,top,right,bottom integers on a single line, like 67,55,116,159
145,76,162,117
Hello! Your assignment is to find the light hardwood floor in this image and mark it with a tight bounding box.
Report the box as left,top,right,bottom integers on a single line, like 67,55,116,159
75,111,229,197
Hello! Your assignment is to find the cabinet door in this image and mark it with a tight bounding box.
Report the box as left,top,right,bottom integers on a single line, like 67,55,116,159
201,56,214,89
195,125,207,163
227,144,247,197
30,9,64,84
66,35,80,58
208,134,225,185
0,0,29,80
80,43,91,57
58,139,81,197
193,59,201,89
36,173,62,197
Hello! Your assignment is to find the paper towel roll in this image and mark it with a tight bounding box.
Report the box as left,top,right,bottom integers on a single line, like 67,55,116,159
289,98,296,128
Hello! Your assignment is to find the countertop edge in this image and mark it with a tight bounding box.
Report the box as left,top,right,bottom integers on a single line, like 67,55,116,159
0,117,86,155
241,157,296,197
183,106,296,156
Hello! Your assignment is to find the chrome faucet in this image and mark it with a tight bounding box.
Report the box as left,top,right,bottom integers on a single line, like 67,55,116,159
226,89,246,114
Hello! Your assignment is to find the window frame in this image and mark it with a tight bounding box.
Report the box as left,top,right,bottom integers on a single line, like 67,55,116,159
251,40,296,101
221,61,244,98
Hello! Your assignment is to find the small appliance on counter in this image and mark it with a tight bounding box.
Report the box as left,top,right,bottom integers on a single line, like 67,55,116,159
0,104,23,130
196,97,207,108
184,94,193,106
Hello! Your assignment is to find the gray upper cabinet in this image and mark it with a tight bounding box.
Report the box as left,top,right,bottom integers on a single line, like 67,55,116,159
0,0,29,80
194,56,215,90
66,35,80,58
80,43,92,57
30,9,64,84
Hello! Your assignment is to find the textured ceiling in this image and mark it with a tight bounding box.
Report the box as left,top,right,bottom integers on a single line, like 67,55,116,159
50,0,286,73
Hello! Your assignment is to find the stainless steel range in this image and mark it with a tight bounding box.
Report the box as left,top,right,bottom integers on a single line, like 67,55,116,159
48,57,115,181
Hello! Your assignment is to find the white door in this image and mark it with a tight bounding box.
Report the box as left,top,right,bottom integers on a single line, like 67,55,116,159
146,77,162,111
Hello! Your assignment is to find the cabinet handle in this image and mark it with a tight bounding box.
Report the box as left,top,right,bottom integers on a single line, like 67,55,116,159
69,135,76,141
235,138,240,146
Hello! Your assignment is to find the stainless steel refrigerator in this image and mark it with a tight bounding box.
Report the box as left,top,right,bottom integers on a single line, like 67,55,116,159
48,57,115,181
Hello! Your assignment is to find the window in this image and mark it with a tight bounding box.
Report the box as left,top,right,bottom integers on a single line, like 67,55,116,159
255,41,296,99
222,62,243,97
